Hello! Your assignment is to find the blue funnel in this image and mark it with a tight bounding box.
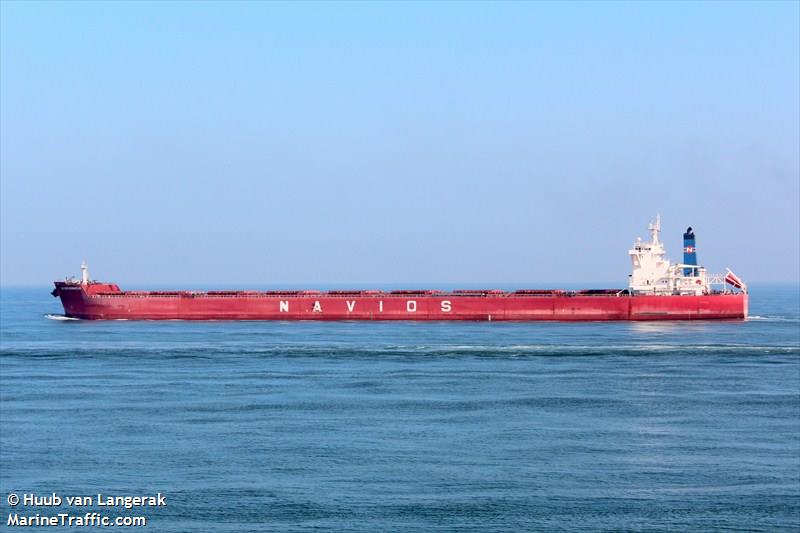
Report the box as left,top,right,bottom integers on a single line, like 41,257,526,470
683,227,697,276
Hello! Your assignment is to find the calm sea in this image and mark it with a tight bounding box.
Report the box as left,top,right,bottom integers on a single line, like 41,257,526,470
1,285,798,532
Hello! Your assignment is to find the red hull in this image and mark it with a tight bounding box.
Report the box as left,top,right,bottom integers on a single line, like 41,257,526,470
52,283,748,321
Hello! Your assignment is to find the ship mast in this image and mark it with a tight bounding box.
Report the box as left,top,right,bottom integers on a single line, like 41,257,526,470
81,261,90,285
649,214,661,246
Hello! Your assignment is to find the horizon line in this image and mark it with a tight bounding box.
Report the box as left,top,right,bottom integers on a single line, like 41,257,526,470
2,280,798,288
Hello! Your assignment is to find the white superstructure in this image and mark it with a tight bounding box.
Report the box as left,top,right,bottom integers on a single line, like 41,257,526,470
628,215,711,295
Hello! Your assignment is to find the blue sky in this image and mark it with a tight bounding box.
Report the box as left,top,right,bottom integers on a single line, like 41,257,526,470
1,1,798,286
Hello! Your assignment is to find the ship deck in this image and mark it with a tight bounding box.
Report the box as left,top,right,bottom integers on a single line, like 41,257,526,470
94,288,632,298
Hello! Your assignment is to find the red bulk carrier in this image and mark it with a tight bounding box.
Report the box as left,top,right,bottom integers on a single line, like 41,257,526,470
52,217,748,321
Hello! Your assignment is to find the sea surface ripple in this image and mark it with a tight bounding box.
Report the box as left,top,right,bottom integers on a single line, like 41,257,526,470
1,285,798,532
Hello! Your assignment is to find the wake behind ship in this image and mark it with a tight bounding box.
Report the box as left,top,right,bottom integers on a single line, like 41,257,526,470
52,217,748,321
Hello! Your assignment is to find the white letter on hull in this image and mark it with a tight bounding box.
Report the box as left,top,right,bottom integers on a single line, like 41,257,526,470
441,300,451,312
313,301,322,312
407,301,417,313
346,301,356,312
279,301,289,312
379,301,383,312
